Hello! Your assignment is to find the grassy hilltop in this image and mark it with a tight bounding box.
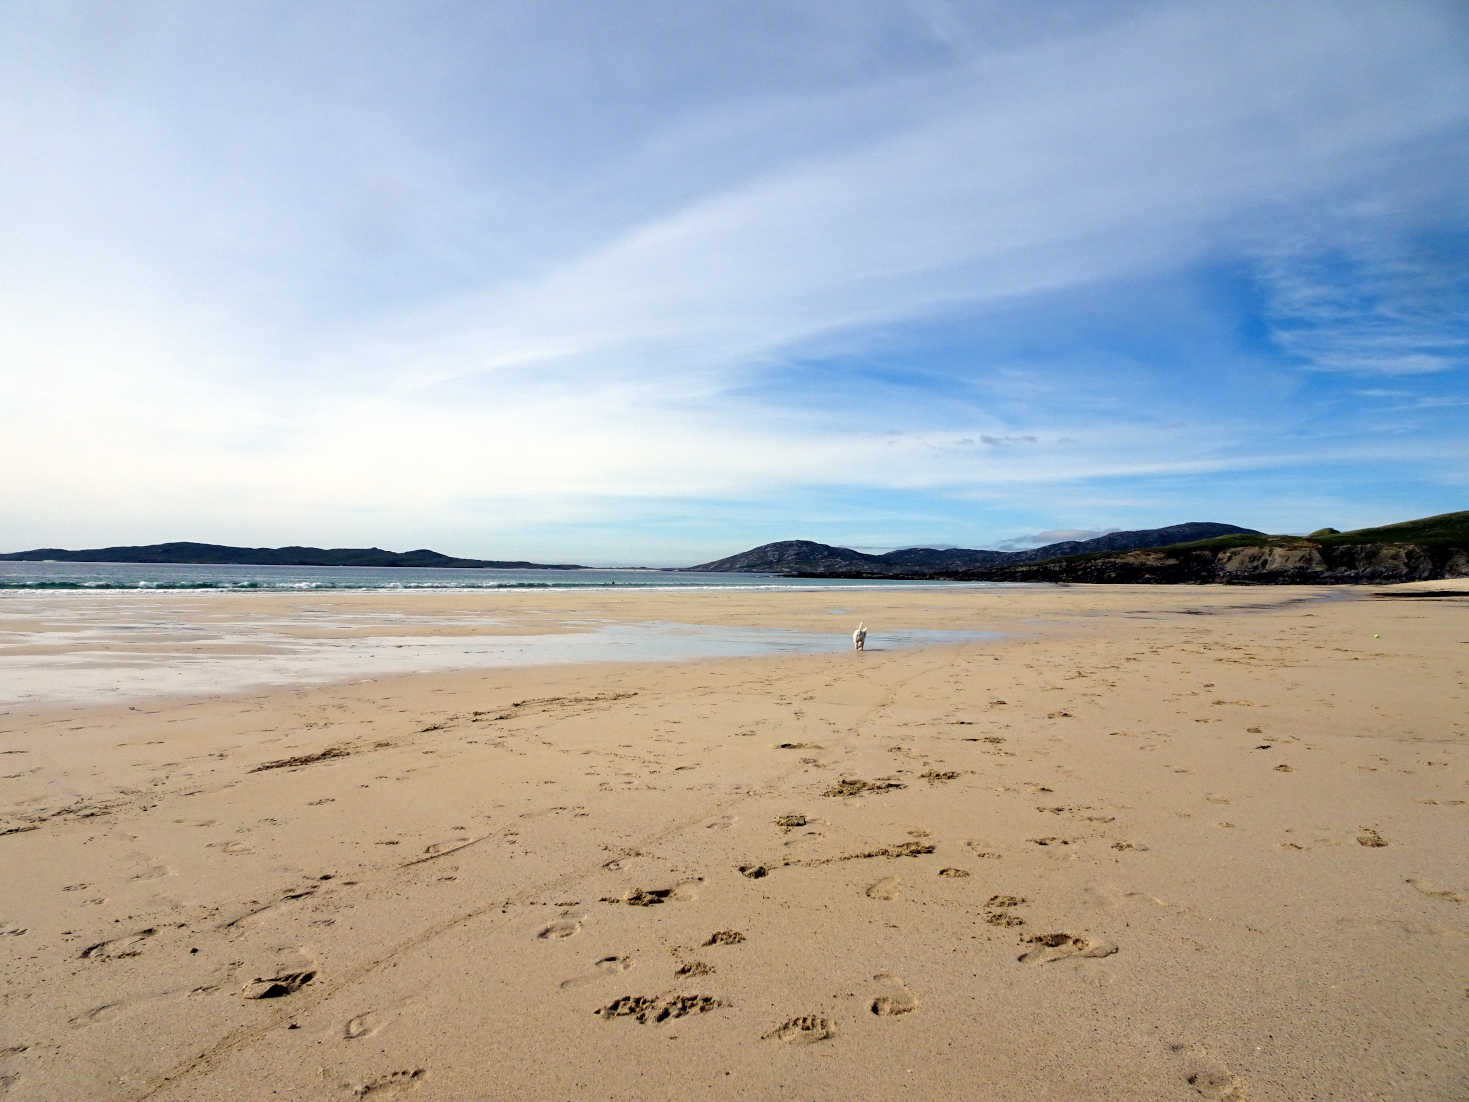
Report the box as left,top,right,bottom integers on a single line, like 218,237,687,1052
979,510,1469,584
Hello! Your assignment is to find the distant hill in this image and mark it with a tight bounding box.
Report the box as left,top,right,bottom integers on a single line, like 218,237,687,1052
688,523,1260,576
958,511,1469,584
0,541,583,570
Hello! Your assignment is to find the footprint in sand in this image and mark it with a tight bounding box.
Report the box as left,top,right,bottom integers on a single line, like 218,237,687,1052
1017,932,1118,964
705,814,737,830
344,1010,389,1040
1186,1066,1248,1101
985,895,1026,927
1171,1045,1248,1101
965,841,1002,859
80,927,157,961
608,880,702,906
559,955,635,989
1356,827,1387,848
764,1015,835,1043
823,778,904,798
869,973,918,1016
242,970,316,999
1407,879,1465,903
537,912,587,940
600,855,631,872
69,1002,124,1028
353,1069,426,1097
865,877,901,901
239,945,319,999
595,993,723,1024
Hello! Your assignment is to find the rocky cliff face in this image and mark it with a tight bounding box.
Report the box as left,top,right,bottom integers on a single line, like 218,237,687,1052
977,541,1469,584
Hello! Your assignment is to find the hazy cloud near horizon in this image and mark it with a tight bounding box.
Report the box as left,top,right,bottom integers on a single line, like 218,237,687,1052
991,529,1120,551
3,1,1466,563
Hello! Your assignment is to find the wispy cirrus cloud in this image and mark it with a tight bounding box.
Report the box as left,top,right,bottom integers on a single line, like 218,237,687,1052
1257,231,1469,376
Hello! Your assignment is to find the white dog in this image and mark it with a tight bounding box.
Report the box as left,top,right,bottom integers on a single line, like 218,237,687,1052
853,622,867,652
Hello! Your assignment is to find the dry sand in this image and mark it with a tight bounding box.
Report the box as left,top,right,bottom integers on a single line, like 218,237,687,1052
0,583,1465,1100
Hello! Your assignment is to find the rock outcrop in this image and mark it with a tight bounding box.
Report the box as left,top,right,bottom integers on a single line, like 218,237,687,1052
976,540,1467,584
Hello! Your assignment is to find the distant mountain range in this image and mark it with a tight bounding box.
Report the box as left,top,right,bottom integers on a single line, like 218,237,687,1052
689,513,1469,584
0,542,583,570
6,512,1466,584
689,522,1259,575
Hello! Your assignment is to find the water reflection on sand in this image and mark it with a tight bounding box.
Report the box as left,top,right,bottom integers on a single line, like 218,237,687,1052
0,611,1003,709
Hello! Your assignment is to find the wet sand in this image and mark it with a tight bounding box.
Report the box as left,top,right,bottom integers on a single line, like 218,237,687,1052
0,586,1004,710
0,583,1465,1100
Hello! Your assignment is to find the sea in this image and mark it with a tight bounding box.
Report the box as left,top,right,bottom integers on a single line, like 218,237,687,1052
0,560,985,592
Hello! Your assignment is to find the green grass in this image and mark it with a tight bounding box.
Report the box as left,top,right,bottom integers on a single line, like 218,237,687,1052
1313,510,1469,548
1151,510,1469,554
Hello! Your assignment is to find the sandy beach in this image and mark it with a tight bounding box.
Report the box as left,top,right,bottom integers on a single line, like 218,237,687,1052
0,583,1465,1101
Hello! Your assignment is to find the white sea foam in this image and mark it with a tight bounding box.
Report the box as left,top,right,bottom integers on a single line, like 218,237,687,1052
0,559,1017,594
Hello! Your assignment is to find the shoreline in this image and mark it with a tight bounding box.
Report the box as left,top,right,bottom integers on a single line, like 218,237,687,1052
0,582,1378,715
0,585,1024,712
0,583,1464,1100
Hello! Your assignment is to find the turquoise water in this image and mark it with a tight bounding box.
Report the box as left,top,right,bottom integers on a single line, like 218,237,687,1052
0,561,989,592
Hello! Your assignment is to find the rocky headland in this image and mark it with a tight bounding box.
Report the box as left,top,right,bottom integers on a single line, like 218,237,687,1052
692,512,1469,584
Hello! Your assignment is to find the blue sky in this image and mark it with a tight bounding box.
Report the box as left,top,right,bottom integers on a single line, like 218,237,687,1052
3,1,1466,565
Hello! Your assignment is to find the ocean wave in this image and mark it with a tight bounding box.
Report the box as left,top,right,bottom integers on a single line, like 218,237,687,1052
0,579,601,591
0,578,985,593
0,580,268,590
0,578,818,592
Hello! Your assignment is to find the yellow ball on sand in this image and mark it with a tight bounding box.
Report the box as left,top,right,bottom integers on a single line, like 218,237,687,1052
1373,633,1380,638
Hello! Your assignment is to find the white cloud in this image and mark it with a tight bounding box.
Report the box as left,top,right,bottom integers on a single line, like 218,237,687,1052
1258,239,1469,376
1,1,1466,554
993,528,1119,550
